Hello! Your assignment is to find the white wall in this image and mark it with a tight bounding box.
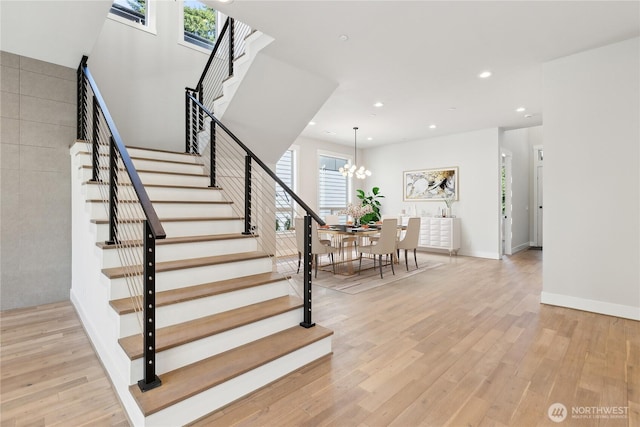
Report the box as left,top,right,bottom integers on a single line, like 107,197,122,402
88,2,210,152
500,126,541,253
542,37,639,320
363,128,502,259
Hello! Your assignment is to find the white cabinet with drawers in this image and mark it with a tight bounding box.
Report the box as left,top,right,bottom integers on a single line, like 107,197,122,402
418,217,461,255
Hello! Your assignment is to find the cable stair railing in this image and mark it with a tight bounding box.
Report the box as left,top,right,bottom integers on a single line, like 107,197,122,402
183,14,325,327
186,93,325,329
77,56,166,392
185,16,252,155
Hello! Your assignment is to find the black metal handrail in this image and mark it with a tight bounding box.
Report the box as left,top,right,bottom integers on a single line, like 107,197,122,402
186,93,321,327
77,55,165,392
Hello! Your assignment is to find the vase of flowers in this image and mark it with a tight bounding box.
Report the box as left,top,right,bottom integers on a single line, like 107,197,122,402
442,195,455,217
339,203,373,226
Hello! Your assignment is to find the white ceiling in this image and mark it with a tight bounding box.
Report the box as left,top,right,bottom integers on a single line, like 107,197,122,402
209,0,640,147
0,1,112,68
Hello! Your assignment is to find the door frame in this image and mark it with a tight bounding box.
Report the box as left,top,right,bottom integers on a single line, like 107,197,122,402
501,149,513,257
532,145,543,247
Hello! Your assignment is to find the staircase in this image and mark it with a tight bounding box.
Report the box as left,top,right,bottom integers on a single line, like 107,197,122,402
70,143,333,426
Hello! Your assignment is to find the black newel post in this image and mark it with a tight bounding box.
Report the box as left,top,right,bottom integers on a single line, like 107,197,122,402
185,89,191,153
209,120,216,188
77,56,88,141
106,137,119,245
90,96,100,182
228,18,235,77
243,155,252,235
138,220,162,392
300,215,315,328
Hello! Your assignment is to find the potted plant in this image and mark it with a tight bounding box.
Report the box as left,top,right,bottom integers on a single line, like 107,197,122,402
356,186,384,223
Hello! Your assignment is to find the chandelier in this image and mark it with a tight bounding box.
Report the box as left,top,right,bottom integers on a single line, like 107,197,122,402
339,126,371,179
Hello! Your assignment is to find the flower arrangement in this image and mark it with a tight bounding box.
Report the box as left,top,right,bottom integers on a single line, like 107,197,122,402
443,195,456,208
339,203,373,224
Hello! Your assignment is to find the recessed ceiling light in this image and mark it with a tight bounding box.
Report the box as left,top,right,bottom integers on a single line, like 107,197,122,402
369,113,377,117
516,107,526,112
373,102,384,108
448,107,457,111
308,121,316,126
338,34,349,42
478,70,492,79
429,124,437,129
218,0,234,3
325,131,336,135
524,114,533,118
367,137,373,141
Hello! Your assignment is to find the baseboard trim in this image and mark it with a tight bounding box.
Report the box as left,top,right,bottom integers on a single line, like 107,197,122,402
511,242,530,254
540,291,640,321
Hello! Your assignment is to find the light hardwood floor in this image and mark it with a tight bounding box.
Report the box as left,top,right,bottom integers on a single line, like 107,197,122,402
2,250,638,426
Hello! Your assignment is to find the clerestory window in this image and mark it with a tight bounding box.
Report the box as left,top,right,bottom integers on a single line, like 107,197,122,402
109,0,155,33
181,1,219,52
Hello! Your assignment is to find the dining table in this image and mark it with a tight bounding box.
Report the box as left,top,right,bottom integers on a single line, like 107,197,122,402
318,223,403,275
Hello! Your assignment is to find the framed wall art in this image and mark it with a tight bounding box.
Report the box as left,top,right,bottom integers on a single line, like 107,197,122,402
403,167,458,201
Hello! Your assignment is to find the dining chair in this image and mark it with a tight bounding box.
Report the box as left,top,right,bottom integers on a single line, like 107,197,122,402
295,218,338,277
396,217,421,271
357,218,397,279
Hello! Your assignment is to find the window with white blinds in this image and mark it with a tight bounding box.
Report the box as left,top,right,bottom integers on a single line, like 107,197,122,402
318,154,349,219
275,150,295,230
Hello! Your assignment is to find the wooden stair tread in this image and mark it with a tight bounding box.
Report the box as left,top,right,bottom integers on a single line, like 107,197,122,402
97,233,254,250
119,295,303,359
91,216,243,224
80,165,205,177
84,181,221,191
126,145,200,157
77,150,202,167
129,325,333,416
110,272,287,315
85,199,232,205
102,251,268,279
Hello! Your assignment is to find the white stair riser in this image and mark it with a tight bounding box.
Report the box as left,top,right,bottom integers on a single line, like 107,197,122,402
131,158,204,175
107,257,274,299
101,237,258,268
116,280,291,338
123,308,302,384
82,184,225,202
143,337,332,427
86,201,234,221
79,166,210,187
93,219,244,241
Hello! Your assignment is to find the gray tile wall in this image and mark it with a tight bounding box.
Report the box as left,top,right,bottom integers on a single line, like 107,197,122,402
1,51,75,310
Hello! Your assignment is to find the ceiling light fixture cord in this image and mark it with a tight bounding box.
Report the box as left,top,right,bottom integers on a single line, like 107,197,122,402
340,126,371,179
